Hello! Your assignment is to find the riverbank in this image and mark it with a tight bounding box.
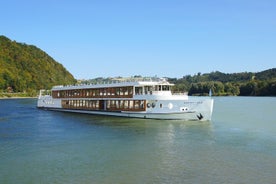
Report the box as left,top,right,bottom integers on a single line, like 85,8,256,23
0,93,36,99
0,96,37,100
0,97,36,99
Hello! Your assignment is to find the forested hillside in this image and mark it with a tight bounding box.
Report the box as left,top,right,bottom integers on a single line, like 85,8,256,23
169,68,276,96
0,36,76,96
1,35,274,97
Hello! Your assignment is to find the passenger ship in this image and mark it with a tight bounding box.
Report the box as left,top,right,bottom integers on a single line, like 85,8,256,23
37,78,214,121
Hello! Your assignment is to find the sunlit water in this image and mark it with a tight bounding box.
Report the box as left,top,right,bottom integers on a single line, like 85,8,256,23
0,97,276,184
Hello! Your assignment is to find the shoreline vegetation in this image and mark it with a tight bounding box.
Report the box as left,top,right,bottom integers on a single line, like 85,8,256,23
0,92,37,99
1,35,275,98
78,69,276,96
1,69,275,98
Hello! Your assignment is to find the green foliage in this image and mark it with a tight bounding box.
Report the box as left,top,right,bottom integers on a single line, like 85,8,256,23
170,69,276,96
0,35,76,95
80,69,275,96
239,79,276,96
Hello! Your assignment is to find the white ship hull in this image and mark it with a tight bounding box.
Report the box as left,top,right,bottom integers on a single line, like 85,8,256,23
37,78,214,121
37,97,213,121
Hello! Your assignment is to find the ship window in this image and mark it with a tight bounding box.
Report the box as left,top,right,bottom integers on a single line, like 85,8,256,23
124,100,129,109
129,87,133,95
145,86,154,94
95,89,99,96
154,85,162,91
129,100,134,109
162,85,170,91
110,88,115,96
160,103,163,108
116,88,120,96
135,87,143,95
121,87,128,96
107,88,111,96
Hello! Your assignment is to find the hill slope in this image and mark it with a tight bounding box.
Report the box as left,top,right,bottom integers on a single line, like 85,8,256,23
0,36,76,94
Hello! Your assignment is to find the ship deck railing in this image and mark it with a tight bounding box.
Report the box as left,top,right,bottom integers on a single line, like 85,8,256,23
53,77,169,89
172,92,188,96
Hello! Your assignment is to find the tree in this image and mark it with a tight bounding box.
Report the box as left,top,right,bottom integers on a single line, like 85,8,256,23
240,81,257,96
225,83,240,96
0,35,76,95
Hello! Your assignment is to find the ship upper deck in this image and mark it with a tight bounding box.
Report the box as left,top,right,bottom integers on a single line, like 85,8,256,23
52,78,174,91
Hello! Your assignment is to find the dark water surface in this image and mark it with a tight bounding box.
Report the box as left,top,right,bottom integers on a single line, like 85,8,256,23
0,97,276,184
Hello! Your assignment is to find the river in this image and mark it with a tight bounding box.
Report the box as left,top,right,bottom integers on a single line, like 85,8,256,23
0,97,275,183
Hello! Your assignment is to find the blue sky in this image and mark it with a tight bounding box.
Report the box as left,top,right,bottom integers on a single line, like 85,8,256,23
1,0,275,79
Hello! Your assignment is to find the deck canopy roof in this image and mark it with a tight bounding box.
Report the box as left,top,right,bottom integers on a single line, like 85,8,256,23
52,78,174,91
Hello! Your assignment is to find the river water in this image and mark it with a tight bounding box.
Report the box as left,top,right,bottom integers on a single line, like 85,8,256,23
0,97,275,184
